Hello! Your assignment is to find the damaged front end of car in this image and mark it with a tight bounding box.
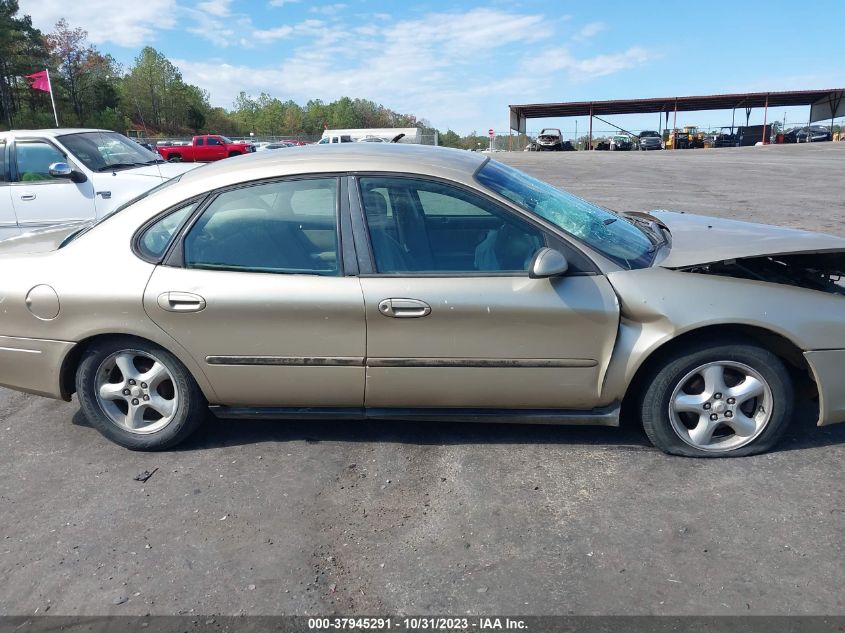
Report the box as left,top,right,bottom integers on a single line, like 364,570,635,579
678,252,845,296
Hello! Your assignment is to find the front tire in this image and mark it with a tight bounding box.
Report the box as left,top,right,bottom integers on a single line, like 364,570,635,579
76,336,206,450
640,341,794,457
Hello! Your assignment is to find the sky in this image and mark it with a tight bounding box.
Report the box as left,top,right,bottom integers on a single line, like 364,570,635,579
17,0,845,136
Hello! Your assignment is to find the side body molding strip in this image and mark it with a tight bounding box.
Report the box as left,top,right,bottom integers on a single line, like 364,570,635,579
206,356,597,369
208,404,620,426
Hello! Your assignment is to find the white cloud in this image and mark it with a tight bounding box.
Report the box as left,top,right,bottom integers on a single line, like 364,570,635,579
177,8,554,128
525,46,654,79
574,21,606,41
196,0,232,17
269,0,300,6
18,0,178,47
173,7,652,131
252,25,294,42
309,3,347,16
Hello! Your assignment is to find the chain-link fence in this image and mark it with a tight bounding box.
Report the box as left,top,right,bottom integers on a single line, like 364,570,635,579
133,132,442,146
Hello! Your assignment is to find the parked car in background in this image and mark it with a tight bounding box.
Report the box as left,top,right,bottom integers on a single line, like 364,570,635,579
638,130,663,150
317,134,354,144
321,128,421,144
2,144,843,457
252,142,272,152
609,135,633,151
0,129,196,241
535,128,565,151
794,126,832,143
265,142,295,150
156,135,255,162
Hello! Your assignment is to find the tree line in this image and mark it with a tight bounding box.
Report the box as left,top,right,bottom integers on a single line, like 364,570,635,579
0,1,489,148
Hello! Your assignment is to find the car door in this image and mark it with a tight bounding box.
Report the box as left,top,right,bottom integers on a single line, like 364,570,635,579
353,175,620,410
143,176,366,408
9,137,95,229
0,138,20,240
205,137,227,160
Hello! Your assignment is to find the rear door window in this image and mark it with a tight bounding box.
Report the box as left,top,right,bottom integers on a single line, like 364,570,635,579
183,178,340,275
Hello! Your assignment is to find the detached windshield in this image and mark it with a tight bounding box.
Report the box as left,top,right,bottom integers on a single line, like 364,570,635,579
476,160,654,268
57,131,162,172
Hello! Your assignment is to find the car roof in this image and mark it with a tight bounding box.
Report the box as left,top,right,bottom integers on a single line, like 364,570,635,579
0,128,110,138
177,143,488,191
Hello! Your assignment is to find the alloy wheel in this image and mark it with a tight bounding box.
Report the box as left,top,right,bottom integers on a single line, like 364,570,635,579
95,350,179,434
668,361,773,453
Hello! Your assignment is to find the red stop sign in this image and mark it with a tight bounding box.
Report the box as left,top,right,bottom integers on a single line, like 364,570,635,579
488,128,495,137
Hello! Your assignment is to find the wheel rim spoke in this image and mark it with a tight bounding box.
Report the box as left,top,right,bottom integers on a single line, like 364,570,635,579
673,392,708,413
98,382,125,401
725,411,759,437
700,364,727,396
139,361,169,390
114,353,138,381
687,414,717,446
125,404,146,430
728,376,764,405
146,394,176,419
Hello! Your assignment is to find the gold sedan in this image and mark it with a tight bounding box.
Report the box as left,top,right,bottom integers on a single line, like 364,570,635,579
0,144,843,456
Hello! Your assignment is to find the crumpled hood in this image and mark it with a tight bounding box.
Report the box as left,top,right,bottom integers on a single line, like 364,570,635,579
0,223,86,255
648,210,845,268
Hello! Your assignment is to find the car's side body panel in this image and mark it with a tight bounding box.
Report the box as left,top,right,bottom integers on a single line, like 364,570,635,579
0,218,219,402
142,267,366,406
601,266,845,425
804,350,845,426
0,335,75,399
360,275,620,409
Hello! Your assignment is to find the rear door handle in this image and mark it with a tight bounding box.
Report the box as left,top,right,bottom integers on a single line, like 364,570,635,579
157,291,206,313
19,193,36,201
378,298,431,318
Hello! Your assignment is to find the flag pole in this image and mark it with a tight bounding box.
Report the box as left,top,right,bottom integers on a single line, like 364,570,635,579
45,68,59,127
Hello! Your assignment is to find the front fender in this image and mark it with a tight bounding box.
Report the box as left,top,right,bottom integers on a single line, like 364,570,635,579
599,267,845,402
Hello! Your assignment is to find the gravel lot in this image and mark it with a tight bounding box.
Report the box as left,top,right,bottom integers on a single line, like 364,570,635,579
1,143,843,616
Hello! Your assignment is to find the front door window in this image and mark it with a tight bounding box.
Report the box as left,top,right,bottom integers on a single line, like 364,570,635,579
358,177,546,274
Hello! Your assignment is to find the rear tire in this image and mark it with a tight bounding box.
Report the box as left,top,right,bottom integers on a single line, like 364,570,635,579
76,336,206,450
640,341,794,457
167,154,182,162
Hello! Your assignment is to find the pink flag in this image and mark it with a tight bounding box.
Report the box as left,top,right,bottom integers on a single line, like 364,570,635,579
25,70,50,92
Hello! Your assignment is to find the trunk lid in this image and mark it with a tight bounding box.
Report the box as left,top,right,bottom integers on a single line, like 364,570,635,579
0,224,86,255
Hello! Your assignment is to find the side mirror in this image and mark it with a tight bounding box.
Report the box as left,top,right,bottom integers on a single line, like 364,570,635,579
48,162,72,178
529,247,569,279
49,162,87,184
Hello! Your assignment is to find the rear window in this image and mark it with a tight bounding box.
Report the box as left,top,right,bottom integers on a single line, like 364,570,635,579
137,203,197,262
0,140,6,182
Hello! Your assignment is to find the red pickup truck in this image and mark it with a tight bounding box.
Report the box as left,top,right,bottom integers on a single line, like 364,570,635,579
156,135,255,162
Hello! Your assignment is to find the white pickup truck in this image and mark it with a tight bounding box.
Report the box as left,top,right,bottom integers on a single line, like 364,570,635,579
0,129,198,241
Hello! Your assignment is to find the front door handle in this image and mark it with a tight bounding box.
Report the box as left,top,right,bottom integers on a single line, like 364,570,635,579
378,298,431,318
157,291,206,313
19,193,36,201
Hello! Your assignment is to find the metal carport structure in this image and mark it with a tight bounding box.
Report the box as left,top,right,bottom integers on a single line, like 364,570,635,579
509,89,845,148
